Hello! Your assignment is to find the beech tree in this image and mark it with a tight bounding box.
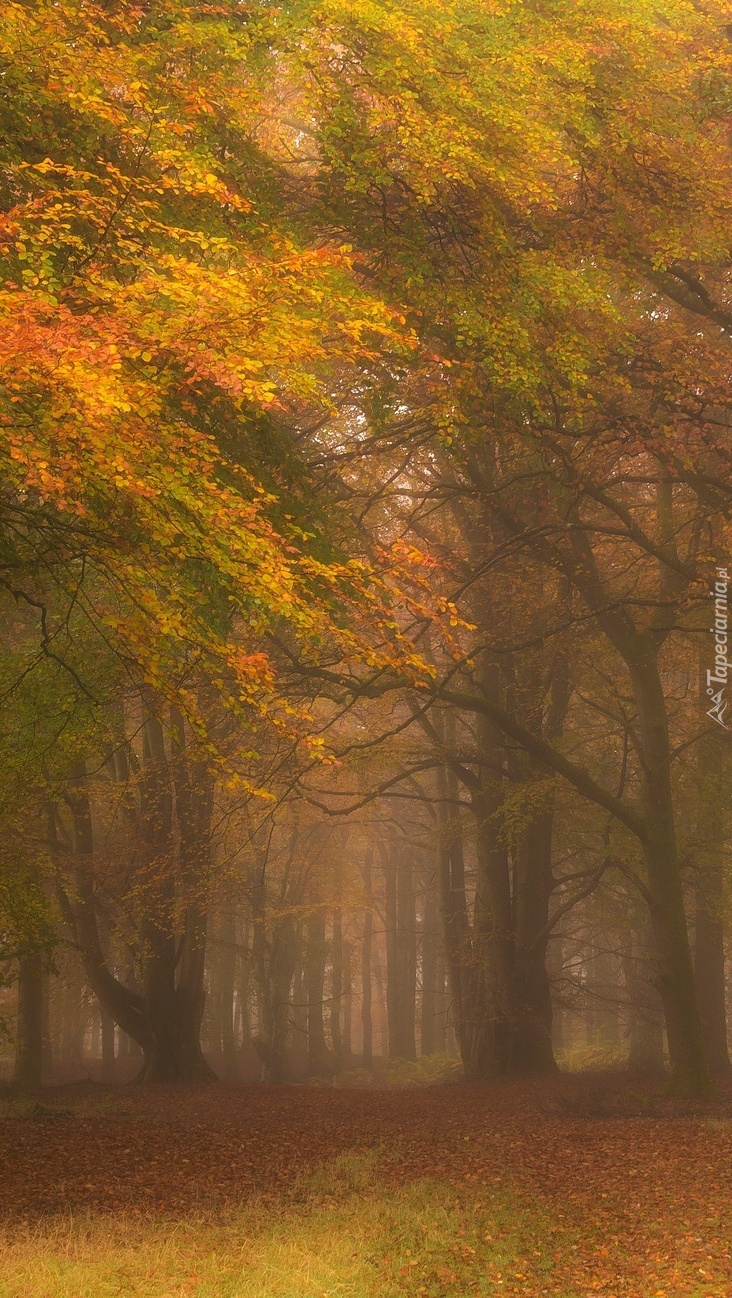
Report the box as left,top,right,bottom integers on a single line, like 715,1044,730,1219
0,0,433,1079
3,0,732,1100
273,0,732,1096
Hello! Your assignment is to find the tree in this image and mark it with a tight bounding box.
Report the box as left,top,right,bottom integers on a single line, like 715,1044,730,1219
0,0,417,746
4,0,732,1098
278,0,732,1097
0,0,434,1080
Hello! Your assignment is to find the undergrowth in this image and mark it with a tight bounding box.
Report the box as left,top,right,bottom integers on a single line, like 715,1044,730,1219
0,1152,565,1298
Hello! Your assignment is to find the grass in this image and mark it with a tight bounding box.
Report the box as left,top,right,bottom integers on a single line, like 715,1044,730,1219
0,1152,566,1298
335,1053,463,1090
554,1042,631,1072
5,1079,731,1297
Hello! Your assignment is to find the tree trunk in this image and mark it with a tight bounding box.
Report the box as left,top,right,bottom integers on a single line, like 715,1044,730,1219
58,711,216,1085
420,886,440,1056
342,939,353,1060
14,949,44,1088
436,763,493,1079
271,917,297,1081
167,708,215,1083
397,845,417,1060
643,815,710,1096
100,1005,116,1083
258,916,297,1083
694,875,730,1074
251,849,296,1083
384,842,398,1056
290,921,308,1066
383,840,416,1060
511,808,558,1073
137,712,214,1084
547,934,565,1056
606,619,710,1095
473,806,511,1071
306,903,331,1076
54,772,150,1060
433,943,448,1054
622,921,665,1075
217,906,239,1080
330,905,344,1065
372,934,388,1061
693,729,730,1074
41,968,53,1079
361,848,374,1066
238,916,252,1054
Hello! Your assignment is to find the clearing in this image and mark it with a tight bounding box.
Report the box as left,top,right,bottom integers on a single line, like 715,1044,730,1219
0,1075,731,1297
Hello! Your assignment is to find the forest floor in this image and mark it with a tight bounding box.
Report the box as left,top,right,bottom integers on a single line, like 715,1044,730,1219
1,1073,731,1297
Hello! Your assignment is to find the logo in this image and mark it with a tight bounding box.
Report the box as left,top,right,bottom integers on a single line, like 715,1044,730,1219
707,567,729,730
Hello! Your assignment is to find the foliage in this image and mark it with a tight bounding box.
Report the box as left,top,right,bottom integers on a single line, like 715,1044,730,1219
555,1041,631,1074
335,1053,462,1089
0,0,419,764
285,0,732,395
382,1053,463,1088
2,0,732,1097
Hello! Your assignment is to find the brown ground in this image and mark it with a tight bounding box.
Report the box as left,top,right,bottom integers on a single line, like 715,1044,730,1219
2,1074,732,1295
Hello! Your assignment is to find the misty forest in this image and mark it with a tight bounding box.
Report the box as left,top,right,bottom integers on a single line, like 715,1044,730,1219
2,0,732,1294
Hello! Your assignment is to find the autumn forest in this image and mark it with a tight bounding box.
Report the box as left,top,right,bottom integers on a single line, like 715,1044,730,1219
2,0,732,1293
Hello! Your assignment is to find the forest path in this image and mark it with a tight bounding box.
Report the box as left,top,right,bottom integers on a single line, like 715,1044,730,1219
1,1077,731,1296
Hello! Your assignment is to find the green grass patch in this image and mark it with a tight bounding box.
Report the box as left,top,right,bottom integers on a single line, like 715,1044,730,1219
0,1152,568,1297
383,1053,464,1088
555,1042,630,1072
336,1053,463,1089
